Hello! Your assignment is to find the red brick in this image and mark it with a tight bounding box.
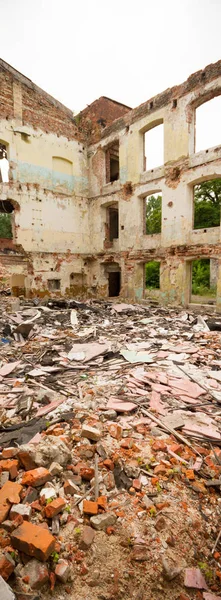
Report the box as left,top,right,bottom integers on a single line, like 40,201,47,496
0,553,15,580
97,496,107,509
2,448,19,459
18,450,37,471
11,521,55,561
0,459,18,479
79,467,95,481
152,440,167,452
103,459,114,470
133,479,141,491
83,500,98,515
0,481,23,524
44,498,66,519
21,467,50,487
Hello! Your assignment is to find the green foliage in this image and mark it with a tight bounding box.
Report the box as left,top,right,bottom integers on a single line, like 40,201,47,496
51,551,59,563
145,261,160,289
191,259,216,296
194,179,221,229
146,195,162,234
0,213,12,239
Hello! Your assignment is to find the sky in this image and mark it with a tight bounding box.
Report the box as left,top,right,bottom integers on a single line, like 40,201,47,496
0,0,221,115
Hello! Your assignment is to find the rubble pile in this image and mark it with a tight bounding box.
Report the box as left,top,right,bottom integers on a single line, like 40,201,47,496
0,297,220,600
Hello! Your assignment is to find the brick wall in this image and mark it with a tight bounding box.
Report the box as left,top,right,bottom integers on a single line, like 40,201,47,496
0,70,14,120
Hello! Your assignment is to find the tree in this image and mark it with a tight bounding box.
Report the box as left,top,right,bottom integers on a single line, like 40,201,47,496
194,179,221,228
146,195,162,234
0,214,12,239
145,261,160,289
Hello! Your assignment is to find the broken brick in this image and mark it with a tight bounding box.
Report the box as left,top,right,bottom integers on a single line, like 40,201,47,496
108,423,123,440
21,467,50,488
44,497,66,519
0,460,18,480
0,482,23,524
83,500,98,515
11,521,55,561
22,559,49,590
0,553,15,580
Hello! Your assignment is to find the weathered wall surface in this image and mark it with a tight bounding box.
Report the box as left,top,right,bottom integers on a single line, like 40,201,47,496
87,60,221,307
1,58,221,305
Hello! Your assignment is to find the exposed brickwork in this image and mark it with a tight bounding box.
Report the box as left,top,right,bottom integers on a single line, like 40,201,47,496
75,97,131,143
0,70,14,120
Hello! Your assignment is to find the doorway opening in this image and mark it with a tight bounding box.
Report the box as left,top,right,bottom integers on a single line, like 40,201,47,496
108,271,121,297
191,258,217,304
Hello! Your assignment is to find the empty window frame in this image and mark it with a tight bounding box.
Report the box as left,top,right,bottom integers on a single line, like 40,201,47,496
106,141,119,183
0,200,14,239
195,96,221,153
143,123,164,171
47,279,61,291
193,179,221,229
145,261,160,289
0,141,9,183
191,258,217,302
145,192,162,234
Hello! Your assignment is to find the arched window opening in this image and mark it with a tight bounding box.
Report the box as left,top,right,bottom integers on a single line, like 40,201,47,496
0,200,14,239
0,141,9,183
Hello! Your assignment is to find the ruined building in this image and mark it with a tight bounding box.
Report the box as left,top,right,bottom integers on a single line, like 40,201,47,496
0,57,221,306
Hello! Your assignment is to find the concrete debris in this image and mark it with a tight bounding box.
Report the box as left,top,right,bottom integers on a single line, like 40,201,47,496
0,300,220,598
0,575,15,599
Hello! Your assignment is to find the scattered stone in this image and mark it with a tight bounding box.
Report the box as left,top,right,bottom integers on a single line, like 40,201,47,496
108,423,123,440
44,497,66,518
81,425,101,442
21,468,50,488
18,450,37,471
23,487,38,504
39,487,57,501
142,495,155,509
64,479,80,495
90,513,117,530
203,594,221,600
49,462,63,476
11,521,55,561
0,575,15,599
55,559,71,583
79,526,95,550
0,472,9,487
100,410,117,422
10,504,32,521
19,437,71,468
22,559,49,589
96,443,107,459
184,567,208,589
162,557,182,580
155,516,166,531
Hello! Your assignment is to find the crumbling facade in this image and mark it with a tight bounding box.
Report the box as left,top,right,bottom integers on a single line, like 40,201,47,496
1,57,221,307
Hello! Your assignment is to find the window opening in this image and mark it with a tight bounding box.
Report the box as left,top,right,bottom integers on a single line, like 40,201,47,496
48,279,61,291
144,123,164,171
191,258,217,303
145,192,162,234
145,261,160,290
108,272,121,297
106,141,119,183
195,96,221,153
0,200,14,239
0,143,9,183
193,179,221,229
